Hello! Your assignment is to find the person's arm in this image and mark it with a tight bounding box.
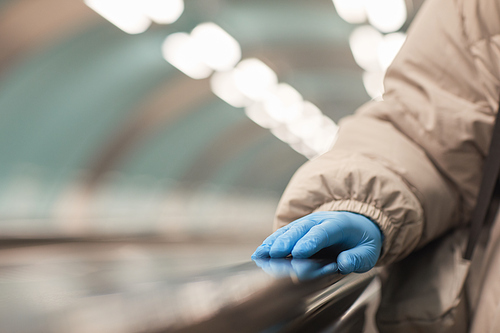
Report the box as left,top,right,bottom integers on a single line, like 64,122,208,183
257,0,500,267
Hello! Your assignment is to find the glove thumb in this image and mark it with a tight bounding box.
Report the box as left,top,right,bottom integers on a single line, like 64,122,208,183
337,245,376,274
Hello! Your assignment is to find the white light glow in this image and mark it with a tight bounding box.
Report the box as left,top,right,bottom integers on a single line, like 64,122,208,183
365,0,407,33
191,23,242,72
303,136,327,157
270,125,301,144
210,71,251,108
162,33,213,79
321,115,340,135
245,103,281,129
85,0,151,34
303,118,339,156
286,102,324,139
349,25,383,72
363,70,385,99
141,0,184,24
289,141,318,159
233,59,278,101
378,32,406,71
332,0,367,24
263,84,303,123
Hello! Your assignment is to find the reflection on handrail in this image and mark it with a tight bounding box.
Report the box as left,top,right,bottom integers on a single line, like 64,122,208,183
166,260,379,332
0,243,379,333
253,258,339,281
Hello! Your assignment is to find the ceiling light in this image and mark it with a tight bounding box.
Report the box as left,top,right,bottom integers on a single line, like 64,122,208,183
378,32,406,71
321,115,340,135
233,59,278,101
210,71,251,108
263,84,303,123
270,125,301,144
365,0,407,33
140,0,184,24
362,70,385,99
162,33,213,79
286,102,324,139
85,0,151,34
349,25,383,72
332,0,367,24
245,102,281,129
301,116,339,155
191,23,242,72
289,141,318,159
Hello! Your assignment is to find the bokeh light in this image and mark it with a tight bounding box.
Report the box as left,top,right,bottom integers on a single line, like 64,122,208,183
362,70,385,99
192,23,242,72
140,0,185,24
378,32,406,71
332,0,367,24
233,59,278,101
365,0,407,33
162,32,213,79
210,71,251,108
263,84,303,124
84,0,151,34
244,102,281,129
349,25,383,72
270,125,301,144
286,102,324,139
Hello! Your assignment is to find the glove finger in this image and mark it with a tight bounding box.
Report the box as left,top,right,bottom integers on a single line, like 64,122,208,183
337,245,377,274
291,223,340,258
252,213,340,259
269,219,318,258
251,224,293,258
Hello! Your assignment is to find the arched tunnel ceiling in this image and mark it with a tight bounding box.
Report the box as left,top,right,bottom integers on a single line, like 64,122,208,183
0,0,370,224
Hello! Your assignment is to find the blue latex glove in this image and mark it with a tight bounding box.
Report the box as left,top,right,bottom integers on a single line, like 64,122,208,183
251,211,383,274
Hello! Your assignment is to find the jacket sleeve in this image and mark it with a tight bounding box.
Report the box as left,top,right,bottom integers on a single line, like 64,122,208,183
274,0,500,265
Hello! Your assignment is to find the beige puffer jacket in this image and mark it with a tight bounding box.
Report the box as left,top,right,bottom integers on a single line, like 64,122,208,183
274,0,500,331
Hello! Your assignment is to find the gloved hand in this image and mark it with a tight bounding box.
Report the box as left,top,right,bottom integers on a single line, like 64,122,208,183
251,211,383,274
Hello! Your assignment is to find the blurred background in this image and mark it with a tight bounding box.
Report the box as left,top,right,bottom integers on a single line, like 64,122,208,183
0,1,427,331
0,0,424,244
